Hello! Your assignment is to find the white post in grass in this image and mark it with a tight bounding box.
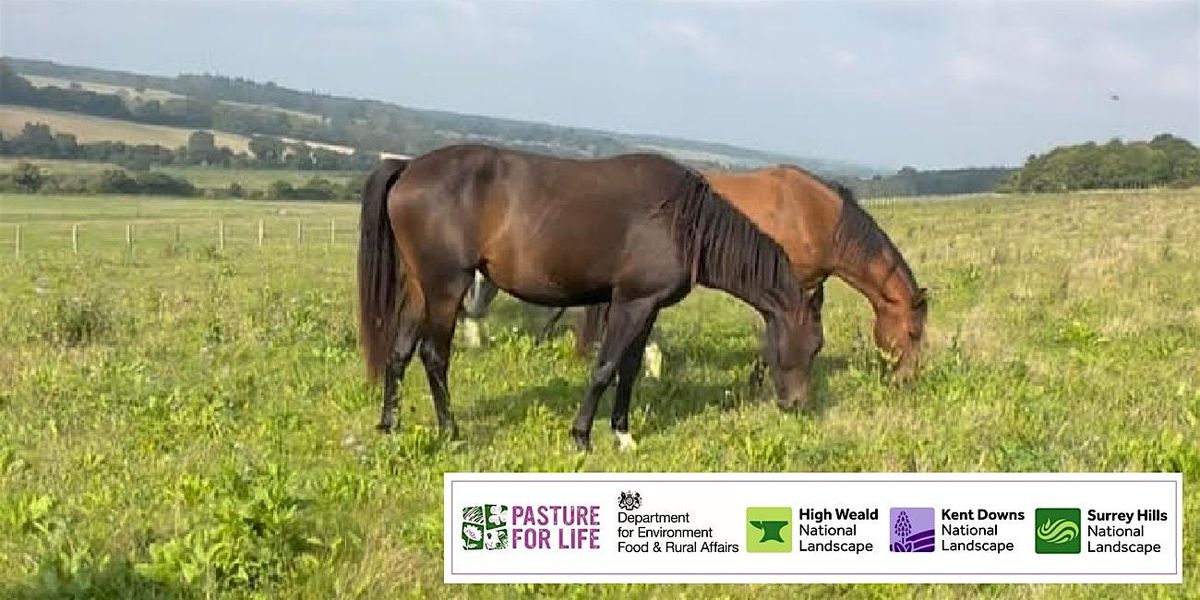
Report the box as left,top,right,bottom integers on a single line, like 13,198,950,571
126,223,133,252
297,220,304,244
14,225,20,259
72,224,79,254
257,219,264,248
329,218,336,245
218,219,225,251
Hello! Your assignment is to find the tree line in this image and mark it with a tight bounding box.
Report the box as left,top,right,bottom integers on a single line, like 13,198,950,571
998,135,1200,192
0,160,365,201
844,167,1014,198
0,122,379,172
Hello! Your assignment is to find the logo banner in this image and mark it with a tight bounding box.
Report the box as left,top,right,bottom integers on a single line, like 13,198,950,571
444,473,1182,584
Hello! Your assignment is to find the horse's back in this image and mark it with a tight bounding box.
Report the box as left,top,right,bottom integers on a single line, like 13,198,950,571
704,166,842,283
386,145,690,306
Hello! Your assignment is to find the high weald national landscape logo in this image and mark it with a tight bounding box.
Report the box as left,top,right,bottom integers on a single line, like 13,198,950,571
462,504,509,551
746,507,792,553
890,507,935,552
1035,508,1081,554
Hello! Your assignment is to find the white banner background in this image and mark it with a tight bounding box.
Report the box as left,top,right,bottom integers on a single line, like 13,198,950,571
444,472,1182,584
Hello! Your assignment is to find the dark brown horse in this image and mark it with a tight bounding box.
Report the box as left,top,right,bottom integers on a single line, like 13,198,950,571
357,145,823,451
469,165,928,380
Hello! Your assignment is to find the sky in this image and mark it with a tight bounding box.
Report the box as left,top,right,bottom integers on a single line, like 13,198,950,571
2,0,1197,169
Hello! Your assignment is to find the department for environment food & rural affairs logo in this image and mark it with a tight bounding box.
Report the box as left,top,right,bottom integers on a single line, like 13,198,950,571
746,507,792,553
889,507,935,552
462,504,509,551
618,491,642,511
1035,508,1081,554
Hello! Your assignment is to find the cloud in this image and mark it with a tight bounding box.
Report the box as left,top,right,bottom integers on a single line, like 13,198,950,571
828,48,858,68
648,19,732,69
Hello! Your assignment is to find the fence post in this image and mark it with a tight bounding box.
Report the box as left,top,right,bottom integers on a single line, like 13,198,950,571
72,224,79,254
218,219,225,251
258,219,265,248
297,220,304,244
14,225,20,259
126,223,133,252
330,218,336,245
174,223,181,245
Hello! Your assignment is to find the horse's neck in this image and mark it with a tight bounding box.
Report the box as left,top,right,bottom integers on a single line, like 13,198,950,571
696,269,782,319
832,248,913,315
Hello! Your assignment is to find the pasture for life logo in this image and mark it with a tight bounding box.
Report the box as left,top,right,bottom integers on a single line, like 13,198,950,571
746,507,792,553
890,508,935,552
462,505,509,550
1035,508,1081,554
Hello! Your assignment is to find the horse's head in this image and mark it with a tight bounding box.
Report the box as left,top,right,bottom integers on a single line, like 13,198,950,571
874,287,928,382
762,284,825,410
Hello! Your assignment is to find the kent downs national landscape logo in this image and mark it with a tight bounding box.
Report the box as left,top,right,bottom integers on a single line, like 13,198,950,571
462,504,509,551
890,507,936,552
1035,508,1081,554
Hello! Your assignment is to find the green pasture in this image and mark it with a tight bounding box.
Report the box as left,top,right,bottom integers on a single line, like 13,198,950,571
0,190,1196,598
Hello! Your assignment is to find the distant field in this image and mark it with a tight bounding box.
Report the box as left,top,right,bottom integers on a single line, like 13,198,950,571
0,105,254,153
0,157,355,191
22,74,325,123
0,190,1196,598
22,74,183,103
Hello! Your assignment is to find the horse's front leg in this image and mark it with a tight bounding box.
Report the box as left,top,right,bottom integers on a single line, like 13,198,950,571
571,298,656,452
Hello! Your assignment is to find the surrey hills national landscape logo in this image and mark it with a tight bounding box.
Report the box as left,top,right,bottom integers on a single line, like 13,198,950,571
1035,508,1082,554
746,507,792,553
462,504,509,551
890,507,935,552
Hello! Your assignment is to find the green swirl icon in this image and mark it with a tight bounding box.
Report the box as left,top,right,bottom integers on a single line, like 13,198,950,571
1037,518,1079,544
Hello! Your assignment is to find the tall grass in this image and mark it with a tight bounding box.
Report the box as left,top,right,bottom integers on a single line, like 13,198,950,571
0,190,1196,598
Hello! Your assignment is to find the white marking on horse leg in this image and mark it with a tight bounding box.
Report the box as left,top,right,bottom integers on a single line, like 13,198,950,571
616,431,638,451
643,342,663,379
463,318,482,348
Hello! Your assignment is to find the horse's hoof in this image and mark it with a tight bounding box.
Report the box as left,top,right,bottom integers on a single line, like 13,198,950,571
571,428,592,453
615,431,638,451
375,422,394,434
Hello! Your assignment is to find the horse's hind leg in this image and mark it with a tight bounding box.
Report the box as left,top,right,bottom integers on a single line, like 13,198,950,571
571,297,657,452
378,315,420,433
460,273,496,348
611,314,657,451
536,308,568,344
420,272,473,439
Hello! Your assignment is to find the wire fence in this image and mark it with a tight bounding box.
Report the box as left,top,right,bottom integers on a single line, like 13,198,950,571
4,217,363,258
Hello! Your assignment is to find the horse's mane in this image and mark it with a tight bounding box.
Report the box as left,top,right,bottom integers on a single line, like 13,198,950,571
668,168,800,308
782,165,916,287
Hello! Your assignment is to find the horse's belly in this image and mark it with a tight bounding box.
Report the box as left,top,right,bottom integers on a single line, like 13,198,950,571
481,260,612,308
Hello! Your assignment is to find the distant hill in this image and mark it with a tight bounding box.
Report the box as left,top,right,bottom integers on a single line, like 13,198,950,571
5,57,876,177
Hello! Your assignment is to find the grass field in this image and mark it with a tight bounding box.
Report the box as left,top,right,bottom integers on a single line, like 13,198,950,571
0,190,1196,598
0,158,355,192
0,105,253,153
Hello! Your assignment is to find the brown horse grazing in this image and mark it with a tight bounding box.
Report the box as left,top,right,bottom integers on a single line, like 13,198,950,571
357,145,823,451
568,165,927,380
706,166,927,380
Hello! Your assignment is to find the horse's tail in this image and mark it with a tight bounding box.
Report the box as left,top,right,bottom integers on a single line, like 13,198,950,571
574,303,609,357
357,158,411,380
